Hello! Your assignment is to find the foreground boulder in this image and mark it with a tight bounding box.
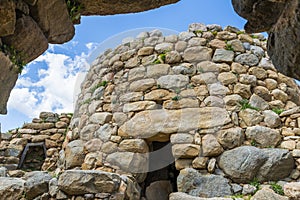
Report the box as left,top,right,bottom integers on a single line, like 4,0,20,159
24,171,52,199
252,188,288,200
177,168,232,197
218,146,267,183
0,177,25,199
58,170,141,199
257,149,295,181
284,182,300,200
218,146,295,183
58,170,120,195
169,192,233,200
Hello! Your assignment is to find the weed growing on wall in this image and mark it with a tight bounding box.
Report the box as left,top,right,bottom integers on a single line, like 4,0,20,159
250,178,261,193
66,0,82,22
239,99,259,111
270,182,284,195
272,108,284,115
0,44,26,74
225,42,234,51
153,53,166,64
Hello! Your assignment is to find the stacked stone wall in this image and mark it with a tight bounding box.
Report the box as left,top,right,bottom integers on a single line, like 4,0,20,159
58,23,300,199
2,23,300,199
0,112,71,176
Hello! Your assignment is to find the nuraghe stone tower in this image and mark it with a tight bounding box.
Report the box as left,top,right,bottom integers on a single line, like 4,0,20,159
2,23,300,200
59,23,300,199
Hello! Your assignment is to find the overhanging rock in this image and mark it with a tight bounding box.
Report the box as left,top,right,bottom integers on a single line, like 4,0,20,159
232,0,300,80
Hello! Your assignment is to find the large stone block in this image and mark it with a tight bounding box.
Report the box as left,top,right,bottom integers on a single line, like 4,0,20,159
106,152,148,174
218,146,268,183
58,170,121,195
284,182,300,199
218,146,295,183
24,171,52,199
118,107,231,139
2,15,48,63
0,52,18,114
64,140,85,169
79,0,180,15
30,0,75,43
245,125,281,148
0,0,15,36
257,149,295,182
177,168,232,197
0,177,25,200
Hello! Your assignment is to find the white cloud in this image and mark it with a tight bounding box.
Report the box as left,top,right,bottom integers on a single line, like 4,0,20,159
9,88,39,117
8,44,93,118
86,42,96,50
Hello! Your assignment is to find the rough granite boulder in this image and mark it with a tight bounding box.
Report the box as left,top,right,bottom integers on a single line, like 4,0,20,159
252,188,288,200
0,52,18,114
257,149,295,182
218,146,295,183
0,177,25,200
79,0,180,15
284,182,300,200
106,152,148,174
64,140,85,169
0,0,15,36
145,181,173,200
177,168,232,198
2,15,48,63
245,125,282,148
58,170,122,195
218,146,268,183
24,171,52,199
30,0,75,44
169,192,233,200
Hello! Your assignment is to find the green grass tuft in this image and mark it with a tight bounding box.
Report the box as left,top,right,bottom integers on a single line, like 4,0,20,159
210,30,218,36
272,108,284,115
0,44,26,74
225,43,234,51
237,31,245,35
66,0,83,22
250,178,261,193
270,182,284,195
153,53,166,64
193,30,203,35
251,140,258,147
172,95,181,101
239,99,260,111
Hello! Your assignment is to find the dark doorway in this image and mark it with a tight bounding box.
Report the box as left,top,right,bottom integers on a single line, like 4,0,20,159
18,142,47,171
141,141,179,200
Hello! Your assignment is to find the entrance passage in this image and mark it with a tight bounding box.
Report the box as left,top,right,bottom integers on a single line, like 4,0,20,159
142,142,179,200
18,142,47,171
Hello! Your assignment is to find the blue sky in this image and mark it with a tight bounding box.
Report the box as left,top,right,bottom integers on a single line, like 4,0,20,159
0,0,246,132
